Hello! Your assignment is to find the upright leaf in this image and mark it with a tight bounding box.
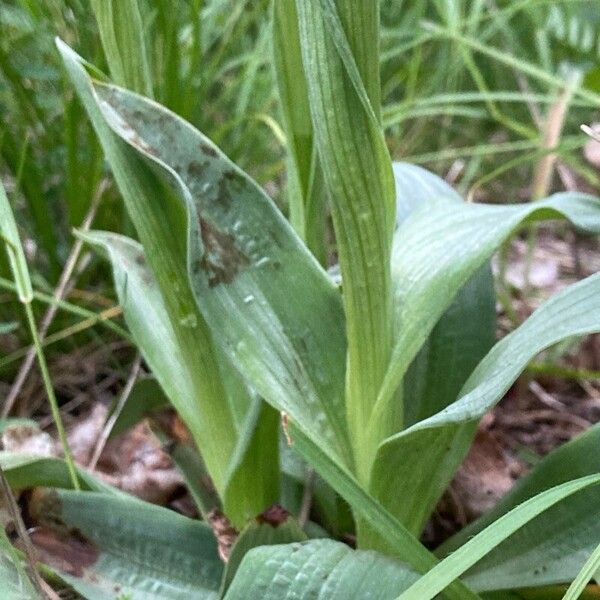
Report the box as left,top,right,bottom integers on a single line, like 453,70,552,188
392,163,496,426
377,192,600,428
295,0,396,481
58,40,246,515
90,0,153,97
366,188,600,540
272,0,326,263
403,266,496,425
76,72,351,465
393,162,463,223
79,231,278,524
223,398,281,524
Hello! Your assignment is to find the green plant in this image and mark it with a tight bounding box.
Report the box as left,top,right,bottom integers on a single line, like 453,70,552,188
4,1,600,599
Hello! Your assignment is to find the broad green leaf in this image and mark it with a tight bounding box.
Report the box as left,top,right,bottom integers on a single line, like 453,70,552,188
90,0,152,97
31,491,222,600
404,266,496,425
79,231,277,524
0,181,32,303
393,162,462,224
58,40,241,506
224,539,419,600
75,69,350,466
397,475,600,600
370,193,600,536
378,191,600,429
0,527,42,599
295,0,395,481
290,425,481,600
221,510,308,595
392,163,496,426
440,423,600,591
223,399,281,525
373,270,600,538
0,451,121,495
79,230,216,460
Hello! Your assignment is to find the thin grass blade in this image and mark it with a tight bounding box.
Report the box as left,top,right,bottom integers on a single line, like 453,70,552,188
397,475,600,600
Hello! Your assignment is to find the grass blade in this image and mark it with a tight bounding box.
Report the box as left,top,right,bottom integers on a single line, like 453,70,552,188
0,181,32,304
90,0,153,97
397,475,600,600
441,423,600,591
562,542,600,600
0,181,79,491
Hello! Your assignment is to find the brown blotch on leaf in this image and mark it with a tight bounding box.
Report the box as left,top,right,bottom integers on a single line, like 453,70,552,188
200,143,218,158
216,178,233,211
28,488,66,532
128,131,159,157
256,504,290,528
28,527,99,577
281,412,293,447
135,253,146,266
188,160,208,179
199,217,248,287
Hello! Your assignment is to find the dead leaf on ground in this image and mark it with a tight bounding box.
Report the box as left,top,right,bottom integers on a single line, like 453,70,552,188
2,424,57,457
53,401,183,504
448,429,518,523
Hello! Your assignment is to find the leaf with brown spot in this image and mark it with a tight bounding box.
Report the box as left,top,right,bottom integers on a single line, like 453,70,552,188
83,74,351,468
30,490,223,600
75,231,278,526
199,217,249,287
